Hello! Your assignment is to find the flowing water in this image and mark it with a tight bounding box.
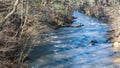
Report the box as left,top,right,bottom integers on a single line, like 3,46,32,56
29,11,120,68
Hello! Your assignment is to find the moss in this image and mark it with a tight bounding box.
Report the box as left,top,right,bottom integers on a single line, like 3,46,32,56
53,3,65,10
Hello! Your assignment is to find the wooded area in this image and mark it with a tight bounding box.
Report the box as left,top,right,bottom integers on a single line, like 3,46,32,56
0,0,120,68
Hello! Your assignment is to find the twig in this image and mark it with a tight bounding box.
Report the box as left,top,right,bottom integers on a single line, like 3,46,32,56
0,0,20,28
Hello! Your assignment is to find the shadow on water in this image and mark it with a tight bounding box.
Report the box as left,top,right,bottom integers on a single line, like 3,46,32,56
29,11,119,68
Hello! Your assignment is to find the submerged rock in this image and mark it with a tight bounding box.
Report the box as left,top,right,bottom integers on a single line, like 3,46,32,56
89,40,98,46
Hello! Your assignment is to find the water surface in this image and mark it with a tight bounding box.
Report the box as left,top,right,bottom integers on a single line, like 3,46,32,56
29,11,119,68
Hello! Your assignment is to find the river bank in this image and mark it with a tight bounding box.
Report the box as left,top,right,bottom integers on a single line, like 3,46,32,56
0,0,77,67
78,1,120,44
0,0,120,67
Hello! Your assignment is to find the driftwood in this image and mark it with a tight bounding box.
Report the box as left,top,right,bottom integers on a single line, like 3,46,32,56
71,24,84,28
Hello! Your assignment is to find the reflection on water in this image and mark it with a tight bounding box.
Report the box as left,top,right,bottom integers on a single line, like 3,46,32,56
29,11,119,68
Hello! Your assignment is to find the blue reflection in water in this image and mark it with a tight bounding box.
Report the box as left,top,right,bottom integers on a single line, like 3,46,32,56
29,11,118,68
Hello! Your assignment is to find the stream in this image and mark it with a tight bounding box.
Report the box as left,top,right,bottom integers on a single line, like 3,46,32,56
29,11,120,68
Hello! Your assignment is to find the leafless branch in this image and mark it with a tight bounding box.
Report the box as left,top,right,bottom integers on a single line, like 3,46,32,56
0,0,20,27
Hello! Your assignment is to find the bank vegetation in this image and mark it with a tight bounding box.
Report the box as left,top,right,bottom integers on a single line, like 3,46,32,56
0,0,120,67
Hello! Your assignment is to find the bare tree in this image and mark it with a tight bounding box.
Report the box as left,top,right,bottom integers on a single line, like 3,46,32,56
0,0,20,28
